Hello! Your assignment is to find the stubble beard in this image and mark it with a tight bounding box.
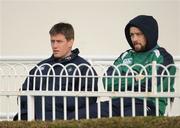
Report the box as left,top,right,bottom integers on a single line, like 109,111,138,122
134,44,145,52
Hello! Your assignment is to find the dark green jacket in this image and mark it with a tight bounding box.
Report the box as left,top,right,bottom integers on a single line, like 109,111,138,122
103,46,176,115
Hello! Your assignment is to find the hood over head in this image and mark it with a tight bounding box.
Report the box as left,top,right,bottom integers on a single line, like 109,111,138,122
125,15,158,51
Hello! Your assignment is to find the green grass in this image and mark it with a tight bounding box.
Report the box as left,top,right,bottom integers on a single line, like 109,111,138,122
0,116,180,128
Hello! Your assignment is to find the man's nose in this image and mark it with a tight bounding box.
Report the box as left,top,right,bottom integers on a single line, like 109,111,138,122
52,42,58,48
132,35,138,42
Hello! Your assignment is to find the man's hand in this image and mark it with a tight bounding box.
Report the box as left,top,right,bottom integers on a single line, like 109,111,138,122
135,74,145,81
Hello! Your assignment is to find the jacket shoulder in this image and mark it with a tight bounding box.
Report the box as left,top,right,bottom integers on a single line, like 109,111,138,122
72,55,91,65
28,57,52,75
37,57,53,65
157,47,174,65
115,49,132,62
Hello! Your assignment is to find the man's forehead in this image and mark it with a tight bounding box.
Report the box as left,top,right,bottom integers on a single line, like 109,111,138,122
130,26,143,33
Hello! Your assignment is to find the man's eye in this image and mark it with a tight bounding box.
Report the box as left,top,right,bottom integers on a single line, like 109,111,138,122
57,41,62,43
130,34,134,37
137,33,143,36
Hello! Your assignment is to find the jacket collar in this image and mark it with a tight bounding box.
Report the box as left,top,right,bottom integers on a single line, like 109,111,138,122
51,48,80,64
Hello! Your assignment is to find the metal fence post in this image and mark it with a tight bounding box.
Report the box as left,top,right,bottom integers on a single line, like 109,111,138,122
27,95,34,121
152,61,157,93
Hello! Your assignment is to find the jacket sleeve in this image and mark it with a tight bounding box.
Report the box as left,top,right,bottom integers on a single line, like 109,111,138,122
146,48,176,115
137,48,176,93
151,48,176,92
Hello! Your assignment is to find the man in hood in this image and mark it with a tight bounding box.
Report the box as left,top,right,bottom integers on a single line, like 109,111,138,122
102,15,176,116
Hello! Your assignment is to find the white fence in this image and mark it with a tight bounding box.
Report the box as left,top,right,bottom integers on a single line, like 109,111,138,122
0,56,180,121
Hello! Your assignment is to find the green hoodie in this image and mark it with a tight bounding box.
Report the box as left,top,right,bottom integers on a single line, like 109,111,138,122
103,15,176,115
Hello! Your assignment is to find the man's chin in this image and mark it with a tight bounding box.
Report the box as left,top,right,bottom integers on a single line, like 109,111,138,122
134,47,141,52
134,48,145,52
134,47,143,52
53,54,62,58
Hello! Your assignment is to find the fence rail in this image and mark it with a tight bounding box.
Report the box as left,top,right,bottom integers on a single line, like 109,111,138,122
0,55,180,63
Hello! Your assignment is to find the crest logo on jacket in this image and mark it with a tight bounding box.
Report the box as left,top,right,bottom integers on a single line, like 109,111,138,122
67,67,73,73
40,66,45,71
123,58,133,65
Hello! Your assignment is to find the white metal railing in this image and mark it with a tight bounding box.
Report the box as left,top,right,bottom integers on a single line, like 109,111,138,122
0,59,180,121
0,55,180,64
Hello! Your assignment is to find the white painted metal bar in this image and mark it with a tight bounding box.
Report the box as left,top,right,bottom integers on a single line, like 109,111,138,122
166,98,171,116
155,98,159,116
152,61,157,93
18,96,21,121
120,98,124,117
1,55,179,64
143,98,147,117
7,96,10,121
27,96,35,121
132,98,135,117
52,96,55,121
86,97,89,119
75,97,78,120
42,96,45,121
63,96,67,120
109,98,112,117
2,91,179,98
97,98,101,118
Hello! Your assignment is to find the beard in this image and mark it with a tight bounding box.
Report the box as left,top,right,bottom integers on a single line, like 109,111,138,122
133,43,146,52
